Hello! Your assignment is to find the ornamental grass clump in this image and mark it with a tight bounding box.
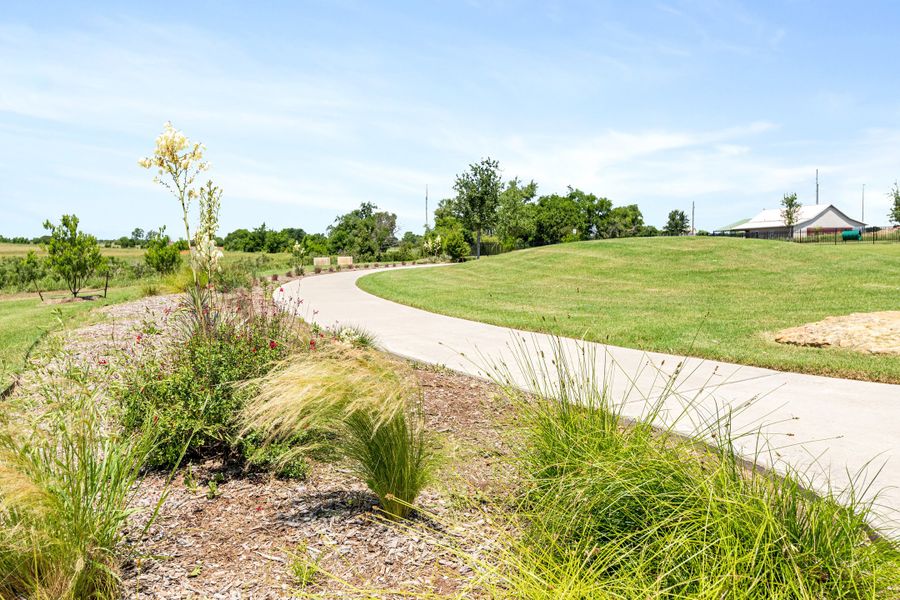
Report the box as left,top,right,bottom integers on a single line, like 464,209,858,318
0,391,155,599
476,337,900,599
242,345,433,519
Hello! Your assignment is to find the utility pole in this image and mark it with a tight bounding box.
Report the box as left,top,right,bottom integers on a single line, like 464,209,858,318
862,184,865,225
425,184,429,232
691,201,695,235
816,169,819,205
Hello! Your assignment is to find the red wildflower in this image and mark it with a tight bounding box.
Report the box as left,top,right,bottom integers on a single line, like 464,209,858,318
269,340,277,350
252,347,258,353
309,339,317,350
279,287,284,293
136,334,142,343
98,358,108,366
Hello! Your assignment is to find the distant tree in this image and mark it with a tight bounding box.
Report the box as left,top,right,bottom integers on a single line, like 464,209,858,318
453,157,502,258
281,227,307,244
531,193,582,246
663,210,690,236
888,182,900,225
42,214,103,297
145,226,182,274
780,192,801,238
605,204,645,238
131,227,145,246
117,236,136,248
301,233,329,257
223,228,254,252
328,202,398,260
496,178,538,249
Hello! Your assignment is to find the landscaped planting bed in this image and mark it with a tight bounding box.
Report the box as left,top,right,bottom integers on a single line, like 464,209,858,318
1,288,897,599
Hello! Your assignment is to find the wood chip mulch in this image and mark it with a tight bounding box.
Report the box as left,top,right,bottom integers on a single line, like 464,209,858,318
120,368,518,599
8,291,523,598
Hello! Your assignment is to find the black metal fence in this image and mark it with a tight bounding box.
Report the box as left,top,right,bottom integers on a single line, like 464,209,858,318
715,227,900,244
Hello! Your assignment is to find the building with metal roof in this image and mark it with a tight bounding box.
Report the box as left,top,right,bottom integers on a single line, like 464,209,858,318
719,204,864,238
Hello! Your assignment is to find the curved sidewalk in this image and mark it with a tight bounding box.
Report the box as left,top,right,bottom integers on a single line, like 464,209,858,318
276,266,900,533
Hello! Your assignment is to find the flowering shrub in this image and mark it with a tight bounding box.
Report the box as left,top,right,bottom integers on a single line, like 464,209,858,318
119,293,306,473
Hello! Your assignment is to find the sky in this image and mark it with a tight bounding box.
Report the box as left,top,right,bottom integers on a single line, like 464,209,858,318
2,0,900,239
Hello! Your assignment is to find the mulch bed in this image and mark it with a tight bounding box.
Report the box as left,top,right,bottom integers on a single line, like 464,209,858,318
120,367,516,598
6,290,521,598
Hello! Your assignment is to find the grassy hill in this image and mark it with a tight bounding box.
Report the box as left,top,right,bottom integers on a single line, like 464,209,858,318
358,237,900,383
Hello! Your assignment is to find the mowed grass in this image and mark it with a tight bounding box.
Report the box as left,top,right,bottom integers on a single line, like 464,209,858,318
358,237,900,383
0,287,143,389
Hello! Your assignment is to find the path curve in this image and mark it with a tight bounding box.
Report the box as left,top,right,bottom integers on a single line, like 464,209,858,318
276,266,900,533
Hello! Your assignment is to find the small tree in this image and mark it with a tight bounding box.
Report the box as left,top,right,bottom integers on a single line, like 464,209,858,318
453,157,502,259
291,242,307,274
16,250,45,301
780,192,801,238
42,214,103,297
888,182,900,226
663,210,690,236
145,226,182,274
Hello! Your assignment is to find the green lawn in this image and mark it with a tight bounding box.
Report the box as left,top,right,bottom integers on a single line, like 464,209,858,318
358,237,900,383
0,287,144,390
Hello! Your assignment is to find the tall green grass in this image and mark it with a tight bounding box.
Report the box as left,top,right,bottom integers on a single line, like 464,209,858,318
474,338,900,599
242,344,433,519
0,389,155,598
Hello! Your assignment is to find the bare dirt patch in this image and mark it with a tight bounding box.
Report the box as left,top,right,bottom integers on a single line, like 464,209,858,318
774,311,900,355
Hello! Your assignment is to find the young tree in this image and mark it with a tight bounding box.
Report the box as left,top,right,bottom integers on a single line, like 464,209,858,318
42,214,103,297
663,210,690,236
15,250,45,301
131,227,145,247
888,181,900,225
145,226,182,274
453,157,502,258
780,192,801,238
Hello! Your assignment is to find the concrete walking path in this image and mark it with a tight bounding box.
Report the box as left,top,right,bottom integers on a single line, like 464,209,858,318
275,266,900,534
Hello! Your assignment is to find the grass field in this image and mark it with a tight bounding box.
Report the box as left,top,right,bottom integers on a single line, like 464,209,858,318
0,287,144,389
358,237,900,383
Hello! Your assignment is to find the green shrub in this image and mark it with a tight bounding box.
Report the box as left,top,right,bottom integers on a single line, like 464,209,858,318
120,292,303,471
242,345,434,519
0,390,156,599
442,229,470,261
214,262,252,292
144,226,183,275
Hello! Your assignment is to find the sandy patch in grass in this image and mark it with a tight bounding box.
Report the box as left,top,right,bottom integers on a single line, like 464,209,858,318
775,311,900,355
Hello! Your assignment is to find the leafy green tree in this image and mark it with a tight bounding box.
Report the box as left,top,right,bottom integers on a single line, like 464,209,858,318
531,193,582,246
496,178,538,249
42,214,103,297
131,227,145,246
15,250,46,301
145,227,183,274
780,192,801,238
568,188,613,239
453,157,502,258
328,202,398,260
888,182,900,225
606,204,645,238
663,210,690,236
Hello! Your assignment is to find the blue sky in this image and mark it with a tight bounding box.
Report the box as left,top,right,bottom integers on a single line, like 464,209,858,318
2,1,899,238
